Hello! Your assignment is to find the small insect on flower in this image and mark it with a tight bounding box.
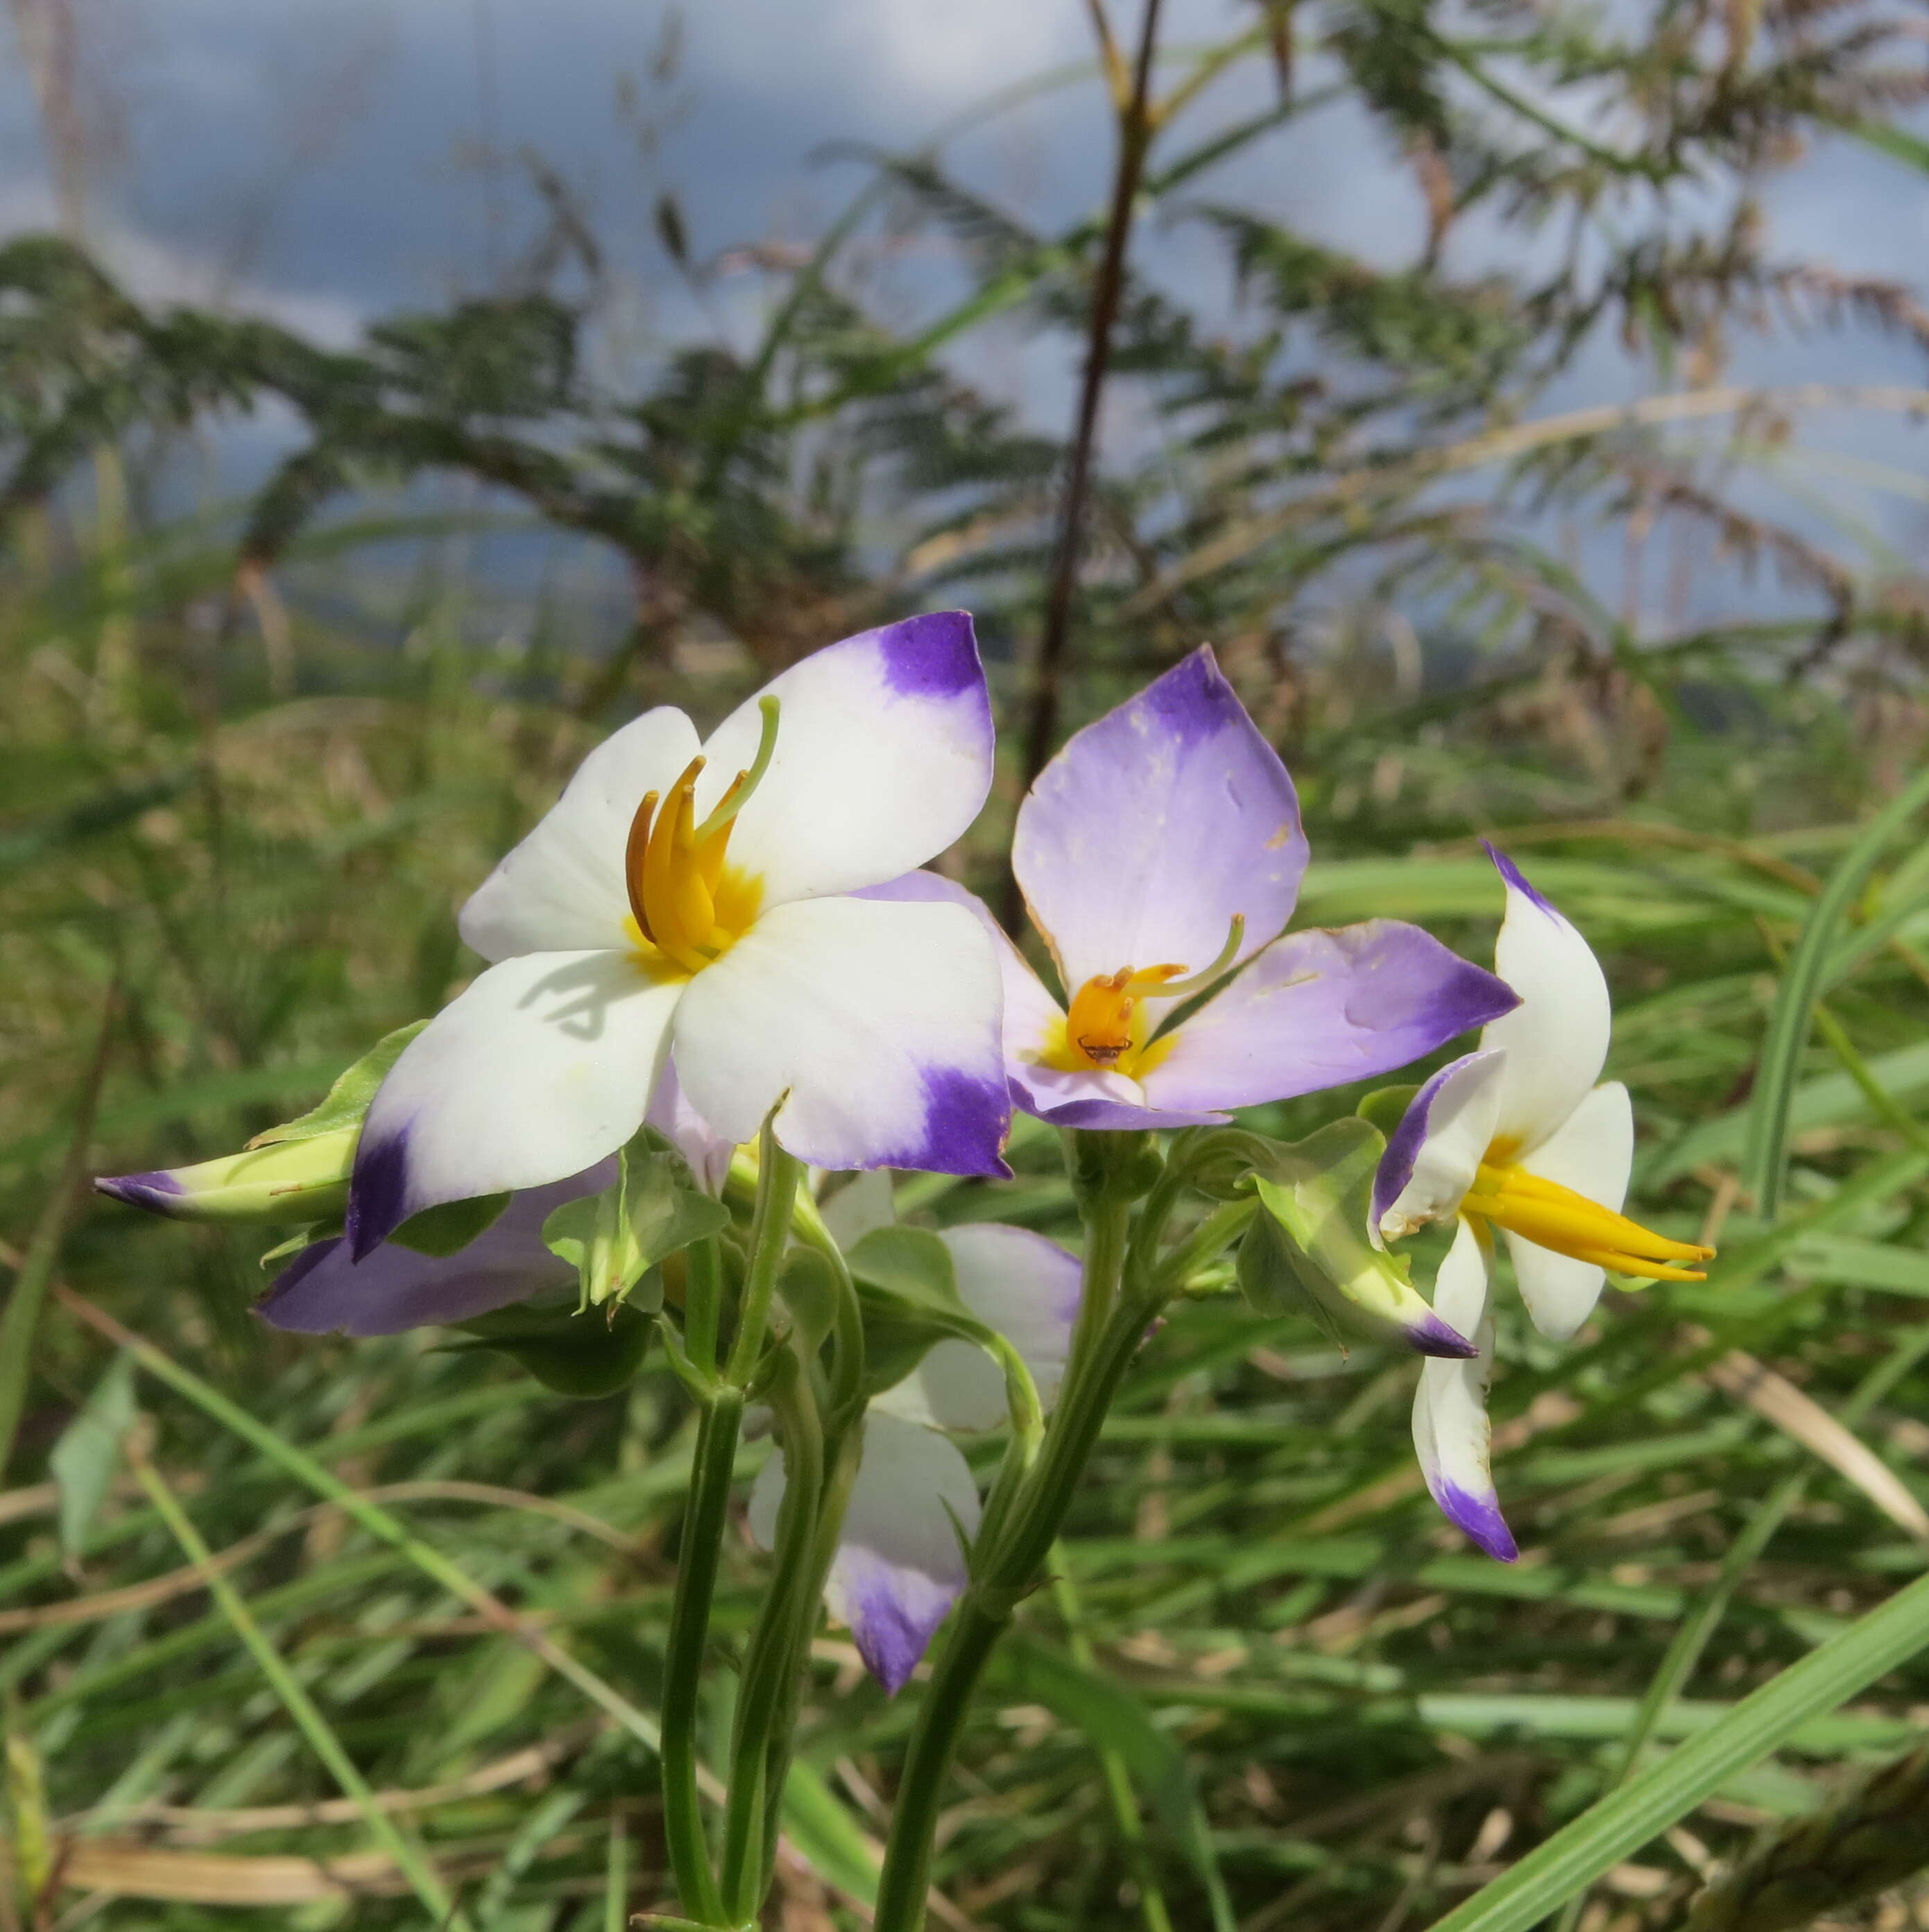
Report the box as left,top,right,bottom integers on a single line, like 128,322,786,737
1372,846,1715,1562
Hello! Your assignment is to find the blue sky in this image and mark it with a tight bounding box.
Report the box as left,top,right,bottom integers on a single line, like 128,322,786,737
4,0,1927,624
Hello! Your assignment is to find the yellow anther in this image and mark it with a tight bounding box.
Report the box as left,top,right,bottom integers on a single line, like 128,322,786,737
1045,913,1246,1075
621,723,773,977
1461,1161,1715,1281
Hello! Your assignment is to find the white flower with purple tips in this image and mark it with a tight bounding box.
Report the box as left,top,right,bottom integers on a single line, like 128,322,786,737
343,615,1012,1261
873,647,1516,1129
1372,846,1714,1562
751,1185,1080,1694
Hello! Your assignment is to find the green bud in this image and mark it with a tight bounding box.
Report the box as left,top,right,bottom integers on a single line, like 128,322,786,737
96,1126,357,1226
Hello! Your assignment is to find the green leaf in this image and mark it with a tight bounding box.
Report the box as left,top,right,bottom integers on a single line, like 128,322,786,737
543,1128,729,1311
847,1225,961,1315
778,1245,839,1354
449,1301,654,1399
1356,1082,1420,1138
49,1351,137,1557
996,1634,1235,1932
389,1192,508,1257
1240,1118,1459,1355
1742,767,1929,1219
1426,1562,1929,1932
246,1020,428,1148
780,1759,880,1906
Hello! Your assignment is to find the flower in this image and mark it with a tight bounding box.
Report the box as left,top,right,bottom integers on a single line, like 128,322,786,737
259,1066,733,1337
1372,846,1715,1561
871,647,1516,1129
345,615,1011,1260
750,1179,1080,1693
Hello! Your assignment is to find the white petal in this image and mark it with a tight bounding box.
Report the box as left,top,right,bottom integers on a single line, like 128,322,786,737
825,1412,982,1693
1373,1050,1506,1243
873,1224,1083,1433
1505,1080,1634,1341
1412,1219,1516,1562
672,896,1009,1176
1482,850,1611,1157
820,1170,898,1250
458,708,701,961
347,950,682,1254
696,615,993,907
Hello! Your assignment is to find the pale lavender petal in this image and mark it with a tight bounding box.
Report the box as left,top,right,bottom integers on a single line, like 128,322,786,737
259,1161,615,1337
1013,647,1305,995
646,1061,733,1194
1372,1048,1507,1241
1140,921,1514,1115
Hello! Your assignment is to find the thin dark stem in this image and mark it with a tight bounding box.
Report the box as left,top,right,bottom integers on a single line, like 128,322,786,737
1007,0,1165,918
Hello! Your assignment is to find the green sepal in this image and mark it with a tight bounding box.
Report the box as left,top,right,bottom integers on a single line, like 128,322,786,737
447,1299,654,1398
246,1020,428,1148
543,1126,730,1312
389,1192,508,1257
777,1246,839,1354
256,1221,341,1270
1238,1118,1468,1357
846,1226,963,1317
1164,1126,1281,1202
1357,1083,1421,1138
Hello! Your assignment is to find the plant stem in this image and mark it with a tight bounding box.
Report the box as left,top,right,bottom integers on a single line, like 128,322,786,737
1009,0,1166,913
659,1378,741,1929
726,1120,802,1386
873,1175,1155,1932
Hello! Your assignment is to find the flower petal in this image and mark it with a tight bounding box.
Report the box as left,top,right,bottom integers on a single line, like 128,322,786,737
873,1224,1083,1432
672,895,1009,1176
1142,920,1515,1115
260,1163,613,1336
458,708,701,962
1413,1217,1516,1562
1373,1049,1507,1242
1013,646,1305,993
646,1061,733,1194
347,950,683,1255
749,1411,981,1694
698,614,993,906
1504,1079,1634,1341
1482,846,1611,1158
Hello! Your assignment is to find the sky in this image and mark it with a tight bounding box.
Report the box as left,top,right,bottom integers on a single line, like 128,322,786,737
3,0,1927,631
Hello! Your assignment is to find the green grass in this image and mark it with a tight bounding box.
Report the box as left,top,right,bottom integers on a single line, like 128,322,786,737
8,515,1929,1932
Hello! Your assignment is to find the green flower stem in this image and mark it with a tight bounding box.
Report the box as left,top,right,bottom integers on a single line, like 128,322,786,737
1155,1196,1255,1294
658,1373,742,1929
725,1120,802,1387
873,1165,1158,1932
721,1347,824,1921
683,1235,724,1380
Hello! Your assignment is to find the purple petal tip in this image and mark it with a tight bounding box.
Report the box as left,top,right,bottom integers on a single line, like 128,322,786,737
852,1584,941,1697
1436,1480,1518,1562
877,611,982,699
877,1067,1012,1179
345,1125,413,1260
1139,644,1245,749
94,1170,185,1216
1482,841,1559,920
1411,1310,1480,1360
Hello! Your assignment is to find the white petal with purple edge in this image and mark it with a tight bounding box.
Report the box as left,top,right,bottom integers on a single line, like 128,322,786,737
873,1224,1082,1432
1482,847,1611,1158
696,615,993,907
748,1412,981,1694
1142,921,1514,1116
1374,1050,1507,1244
1504,1079,1634,1340
347,950,683,1255
1413,1217,1516,1562
671,896,1009,1176
262,1163,613,1336
1013,647,1304,995
458,708,701,962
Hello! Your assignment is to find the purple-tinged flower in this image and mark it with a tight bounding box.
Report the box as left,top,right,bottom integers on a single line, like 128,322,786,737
873,647,1514,1130
749,1211,1080,1694
1374,848,1714,1562
345,615,1011,1259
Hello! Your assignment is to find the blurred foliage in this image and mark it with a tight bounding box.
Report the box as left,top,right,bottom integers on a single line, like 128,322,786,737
8,0,1929,1925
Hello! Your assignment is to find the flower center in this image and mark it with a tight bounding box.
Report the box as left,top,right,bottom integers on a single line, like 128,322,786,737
624,697,777,977
1461,1160,1714,1281
1043,916,1246,1078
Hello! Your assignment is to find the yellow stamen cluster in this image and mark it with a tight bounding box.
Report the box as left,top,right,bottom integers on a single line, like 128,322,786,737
1045,915,1246,1077
624,699,776,977
1461,1161,1714,1281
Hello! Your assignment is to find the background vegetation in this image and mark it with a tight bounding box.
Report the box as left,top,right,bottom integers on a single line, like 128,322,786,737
7,0,1929,1925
